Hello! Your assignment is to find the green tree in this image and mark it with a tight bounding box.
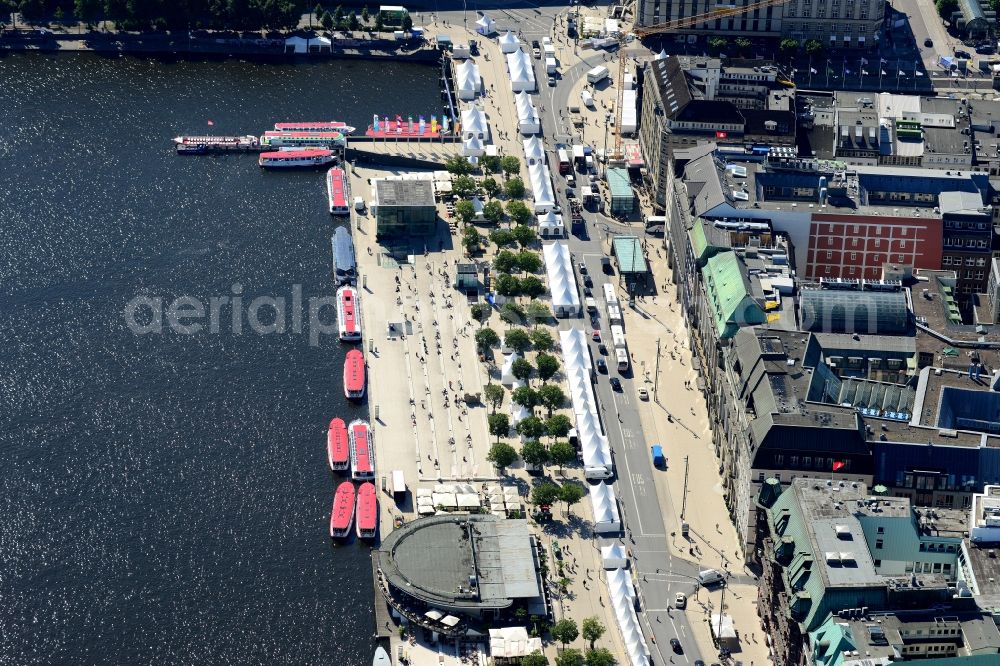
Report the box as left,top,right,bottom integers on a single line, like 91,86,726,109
584,647,614,666
501,303,526,327
511,358,534,382
475,327,500,352
483,199,504,225
538,383,566,416
507,199,532,225
551,619,579,648
708,36,727,55
516,415,546,439
401,11,412,31
52,4,64,21
735,37,751,54
504,176,526,199
488,413,511,442
484,383,505,413
555,650,584,666
495,274,521,298
471,303,491,327
512,386,540,409
530,330,555,353
490,230,517,248
545,414,572,439
348,12,359,30
531,481,560,506
494,250,519,274
522,652,549,666
516,251,542,273
74,0,101,26
581,618,606,650
558,481,585,514
937,0,958,16
374,12,384,31
462,227,482,254
501,155,521,177
482,176,500,198
361,4,369,23
314,2,323,20
320,9,334,29
480,154,502,174
487,441,518,471
333,4,344,25
446,154,473,175
525,300,550,327
452,174,477,198
521,439,549,468
504,327,532,353
779,37,799,56
519,276,545,299
804,39,823,57
512,224,536,247
549,440,576,473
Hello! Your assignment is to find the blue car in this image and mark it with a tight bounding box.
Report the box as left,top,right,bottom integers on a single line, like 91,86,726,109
651,445,666,468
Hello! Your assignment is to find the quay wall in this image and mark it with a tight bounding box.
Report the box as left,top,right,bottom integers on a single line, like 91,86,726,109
346,146,456,170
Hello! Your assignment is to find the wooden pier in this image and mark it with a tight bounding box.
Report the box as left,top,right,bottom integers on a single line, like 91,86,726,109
371,551,395,640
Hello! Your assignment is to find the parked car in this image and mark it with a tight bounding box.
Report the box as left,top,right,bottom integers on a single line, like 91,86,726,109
578,262,588,274
670,639,682,653
924,37,933,47
548,76,556,86
955,48,972,59
596,358,608,373
592,329,601,342
977,44,996,55
583,286,593,297
638,388,649,400
610,377,622,391
676,593,687,609
598,343,607,355
583,275,593,287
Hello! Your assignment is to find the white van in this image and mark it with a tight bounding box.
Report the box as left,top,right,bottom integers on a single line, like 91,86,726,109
581,90,595,108
698,569,725,586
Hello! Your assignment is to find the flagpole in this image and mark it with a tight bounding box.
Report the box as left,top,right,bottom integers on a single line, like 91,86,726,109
809,55,813,86
826,59,830,87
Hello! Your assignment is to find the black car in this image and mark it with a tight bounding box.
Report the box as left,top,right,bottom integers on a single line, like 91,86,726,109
610,377,622,391
924,37,933,47
566,187,575,198
598,343,608,355
955,49,972,59
977,45,996,55
694,661,705,666
531,39,541,49
670,639,682,654
583,286,593,297
596,359,608,373
583,275,593,288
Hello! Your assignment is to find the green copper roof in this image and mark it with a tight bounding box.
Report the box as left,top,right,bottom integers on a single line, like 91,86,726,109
809,618,856,666
689,219,710,260
702,251,764,339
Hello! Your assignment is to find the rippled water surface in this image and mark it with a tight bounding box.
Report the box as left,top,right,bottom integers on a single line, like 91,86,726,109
0,54,439,665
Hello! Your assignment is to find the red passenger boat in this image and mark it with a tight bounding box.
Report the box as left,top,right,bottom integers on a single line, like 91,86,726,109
349,419,375,481
327,418,350,471
337,285,362,342
329,481,356,538
344,349,366,400
355,482,378,539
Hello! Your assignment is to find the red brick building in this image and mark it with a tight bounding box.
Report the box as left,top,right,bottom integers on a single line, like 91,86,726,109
804,213,944,281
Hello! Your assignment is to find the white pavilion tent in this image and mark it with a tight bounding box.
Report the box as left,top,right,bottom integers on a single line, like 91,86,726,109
501,351,521,386
514,91,540,135
601,544,628,569
528,161,555,213
475,14,496,35
655,47,668,60
589,482,621,533
506,48,536,92
604,566,650,666
489,627,542,659
463,136,485,157
284,35,332,53
543,243,581,318
621,89,637,134
456,60,482,101
522,136,546,165
499,30,521,54
461,105,490,141
510,378,531,424
537,210,564,238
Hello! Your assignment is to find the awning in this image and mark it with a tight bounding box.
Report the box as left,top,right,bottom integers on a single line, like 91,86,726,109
442,615,461,627
425,609,444,621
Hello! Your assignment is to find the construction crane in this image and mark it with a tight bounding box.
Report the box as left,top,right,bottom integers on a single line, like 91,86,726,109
610,0,792,161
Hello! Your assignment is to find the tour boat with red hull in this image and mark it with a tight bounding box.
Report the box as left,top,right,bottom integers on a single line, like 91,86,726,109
355,482,378,539
327,166,350,215
349,419,375,481
329,481,356,538
337,285,362,342
344,349,366,400
258,149,336,168
327,417,350,472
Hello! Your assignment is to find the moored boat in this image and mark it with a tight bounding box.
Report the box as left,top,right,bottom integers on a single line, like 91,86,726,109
349,419,375,481
327,417,350,471
327,166,350,215
275,121,356,134
372,647,391,666
329,481,356,538
344,349,366,400
331,226,356,285
356,482,378,539
258,149,335,168
260,131,346,149
336,285,362,342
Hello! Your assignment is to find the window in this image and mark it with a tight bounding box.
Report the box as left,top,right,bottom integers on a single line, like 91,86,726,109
873,559,881,566
774,454,784,465
803,456,812,468
877,526,884,534
943,256,952,265
876,538,884,549
790,455,800,467
874,238,881,247
826,250,833,259
850,252,857,260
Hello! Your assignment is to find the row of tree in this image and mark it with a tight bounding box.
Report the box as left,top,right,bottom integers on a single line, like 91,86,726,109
519,617,610,666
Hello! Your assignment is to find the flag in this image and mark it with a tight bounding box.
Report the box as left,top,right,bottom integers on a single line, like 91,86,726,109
715,130,728,139
915,70,924,76
373,113,380,132
880,57,888,63
418,115,426,134
810,67,818,74
881,69,887,76
832,460,846,471
207,120,214,126
862,69,869,75
441,115,449,133
860,57,869,64
898,70,906,76
408,115,414,133
845,67,852,75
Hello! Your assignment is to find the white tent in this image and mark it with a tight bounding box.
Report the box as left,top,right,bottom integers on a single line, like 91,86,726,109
463,136,485,157
475,14,497,35
590,482,621,533
284,35,332,53
506,48,536,92
537,210,563,238
621,89,637,134
470,195,485,220
528,162,555,213
501,352,521,386
601,544,628,569
522,136,546,165
605,568,649,666
543,243,581,318
489,627,542,659
511,379,530,424
655,47,668,60
607,568,635,600
456,60,482,101
461,105,490,141
499,30,521,54
514,92,541,135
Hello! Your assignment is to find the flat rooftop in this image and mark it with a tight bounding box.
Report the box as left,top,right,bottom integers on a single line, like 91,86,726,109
373,178,436,207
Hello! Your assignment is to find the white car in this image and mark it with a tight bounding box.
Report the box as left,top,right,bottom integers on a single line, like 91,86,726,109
675,592,686,609
638,388,649,400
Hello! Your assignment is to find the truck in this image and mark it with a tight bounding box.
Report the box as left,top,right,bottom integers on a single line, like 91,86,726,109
570,200,585,235
545,57,558,74
587,65,610,84
585,296,597,313
557,148,571,174
615,347,629,372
